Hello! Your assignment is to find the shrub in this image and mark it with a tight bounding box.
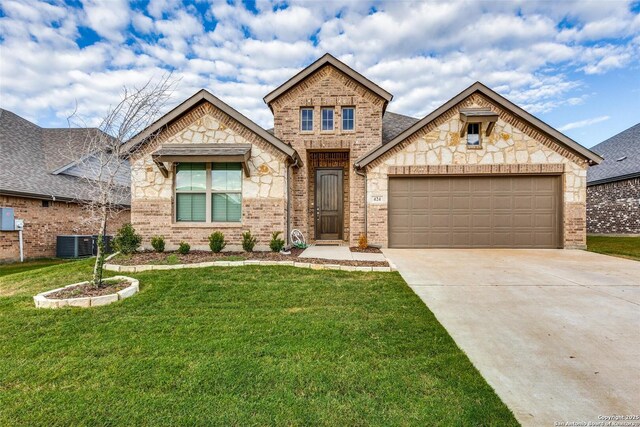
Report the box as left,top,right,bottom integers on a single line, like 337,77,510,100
151,235,165,253
113,223,141,255
269,231,285,253
177,242,190,255
208,231,227,253
358,233,368,250
241,231,257,252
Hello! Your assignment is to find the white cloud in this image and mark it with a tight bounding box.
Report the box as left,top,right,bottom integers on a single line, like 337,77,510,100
0,0,638,132
558,115,610,131
80,0,131,42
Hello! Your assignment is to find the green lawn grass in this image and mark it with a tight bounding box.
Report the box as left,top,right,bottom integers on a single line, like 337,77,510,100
587,235,640,261
0,258,70,278
0,260,516,426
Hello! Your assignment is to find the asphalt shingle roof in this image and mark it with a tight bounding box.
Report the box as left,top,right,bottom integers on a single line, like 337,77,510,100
587,123,640,185
0,108,130,204
382,111,420,144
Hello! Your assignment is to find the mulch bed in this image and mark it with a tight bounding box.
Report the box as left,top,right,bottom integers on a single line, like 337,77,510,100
350,246,382,253
113,249,389,267
46,281,130,299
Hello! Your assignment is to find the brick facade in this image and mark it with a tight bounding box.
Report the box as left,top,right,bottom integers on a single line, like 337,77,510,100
130,103,290,251
0,195,130,262
587,178,640,234
365,93,590,249
269,64,386,245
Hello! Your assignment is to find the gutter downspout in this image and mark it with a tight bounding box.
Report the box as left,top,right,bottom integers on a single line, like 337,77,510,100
354,166,367,241
286,156,299,247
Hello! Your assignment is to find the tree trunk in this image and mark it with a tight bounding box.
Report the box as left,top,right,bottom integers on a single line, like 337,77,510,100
92,206,108,287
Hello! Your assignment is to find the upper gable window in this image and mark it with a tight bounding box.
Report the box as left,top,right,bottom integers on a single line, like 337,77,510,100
342,107,354,131
467,123,481,147
300,108,313,131
321,108,334,131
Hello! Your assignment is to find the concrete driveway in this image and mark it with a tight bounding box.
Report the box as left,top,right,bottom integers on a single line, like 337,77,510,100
383,249,640,426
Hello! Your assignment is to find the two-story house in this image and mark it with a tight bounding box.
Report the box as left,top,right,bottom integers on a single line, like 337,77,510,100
126,54,601,250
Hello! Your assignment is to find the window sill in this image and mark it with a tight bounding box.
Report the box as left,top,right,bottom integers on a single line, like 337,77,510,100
172,222,243,228
466,145,483,150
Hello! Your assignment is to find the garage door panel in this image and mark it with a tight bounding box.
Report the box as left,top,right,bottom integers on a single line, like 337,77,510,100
388,176,560,248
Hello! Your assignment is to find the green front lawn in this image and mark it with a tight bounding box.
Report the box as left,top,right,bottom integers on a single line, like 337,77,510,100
0,260,516,426
0,258,69,278
587,235,640,261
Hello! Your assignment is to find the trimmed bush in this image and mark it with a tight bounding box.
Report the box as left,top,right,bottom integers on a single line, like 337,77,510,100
209,231,227,253
358,233,368,250
269,231,285,253
241,231,257,252
151,236,165,253
113,223,141,255
177,242,190,255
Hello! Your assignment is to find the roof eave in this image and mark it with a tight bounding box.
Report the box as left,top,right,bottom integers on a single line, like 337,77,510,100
587,172,640,186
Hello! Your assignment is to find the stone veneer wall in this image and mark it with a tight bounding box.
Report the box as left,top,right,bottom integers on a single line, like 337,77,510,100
366,93,590,249
130,102,289,251
270,64,385,245
0,195,130,262
587,178,640,234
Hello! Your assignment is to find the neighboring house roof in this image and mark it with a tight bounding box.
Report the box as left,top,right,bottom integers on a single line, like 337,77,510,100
263,53,393,111
587,123,640,186
355,82,603,169
125,89,301,164
0,108,130,204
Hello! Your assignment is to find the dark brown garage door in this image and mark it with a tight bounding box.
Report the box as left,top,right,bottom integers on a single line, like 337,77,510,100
388,176,561,248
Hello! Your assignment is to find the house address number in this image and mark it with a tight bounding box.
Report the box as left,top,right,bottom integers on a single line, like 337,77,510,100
372,196,383,202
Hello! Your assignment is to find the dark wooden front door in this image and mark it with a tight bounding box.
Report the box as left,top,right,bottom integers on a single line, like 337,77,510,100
315,169,343,240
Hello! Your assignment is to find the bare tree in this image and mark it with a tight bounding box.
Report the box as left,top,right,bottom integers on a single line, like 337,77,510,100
64,75,177,286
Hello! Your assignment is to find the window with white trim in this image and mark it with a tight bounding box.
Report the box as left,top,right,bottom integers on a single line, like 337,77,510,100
300,108,313,131
176,163,206,222
342,107,354,131
467,123,481,147
175,162,242,223
211,163,242,222
321,108,334,131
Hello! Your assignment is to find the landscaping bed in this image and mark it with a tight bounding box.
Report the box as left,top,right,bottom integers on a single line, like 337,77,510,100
113,249,390,267
350,246,382,253
45,280,129,299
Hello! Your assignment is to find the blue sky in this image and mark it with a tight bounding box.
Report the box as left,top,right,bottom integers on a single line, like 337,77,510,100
1,0,639,148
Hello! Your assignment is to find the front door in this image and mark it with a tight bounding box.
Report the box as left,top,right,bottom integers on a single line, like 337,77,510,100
315,169,343,240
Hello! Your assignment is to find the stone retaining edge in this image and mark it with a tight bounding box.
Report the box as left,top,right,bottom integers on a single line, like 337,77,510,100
33,276,139,309
103,260,396,273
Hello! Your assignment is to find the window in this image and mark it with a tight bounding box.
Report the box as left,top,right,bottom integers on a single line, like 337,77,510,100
467,123,481,147
301,108,313,131
211,163,242,222
175,162,242,223
342,107,354,131
42,200,49,208
176,163,207,222
321,108,334,131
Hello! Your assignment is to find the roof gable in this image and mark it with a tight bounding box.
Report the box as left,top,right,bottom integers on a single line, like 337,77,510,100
355,82,603,168
263,53,393,109
125,89,299,163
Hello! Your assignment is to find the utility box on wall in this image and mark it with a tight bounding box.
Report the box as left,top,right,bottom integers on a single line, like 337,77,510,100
0,207,15,231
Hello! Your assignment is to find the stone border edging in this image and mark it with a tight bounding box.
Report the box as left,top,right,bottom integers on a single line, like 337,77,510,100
33,276,139,309
104,260,397,273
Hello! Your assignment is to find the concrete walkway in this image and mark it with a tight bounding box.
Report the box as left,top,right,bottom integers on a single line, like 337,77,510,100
299,245,387,262
383,248,640,427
